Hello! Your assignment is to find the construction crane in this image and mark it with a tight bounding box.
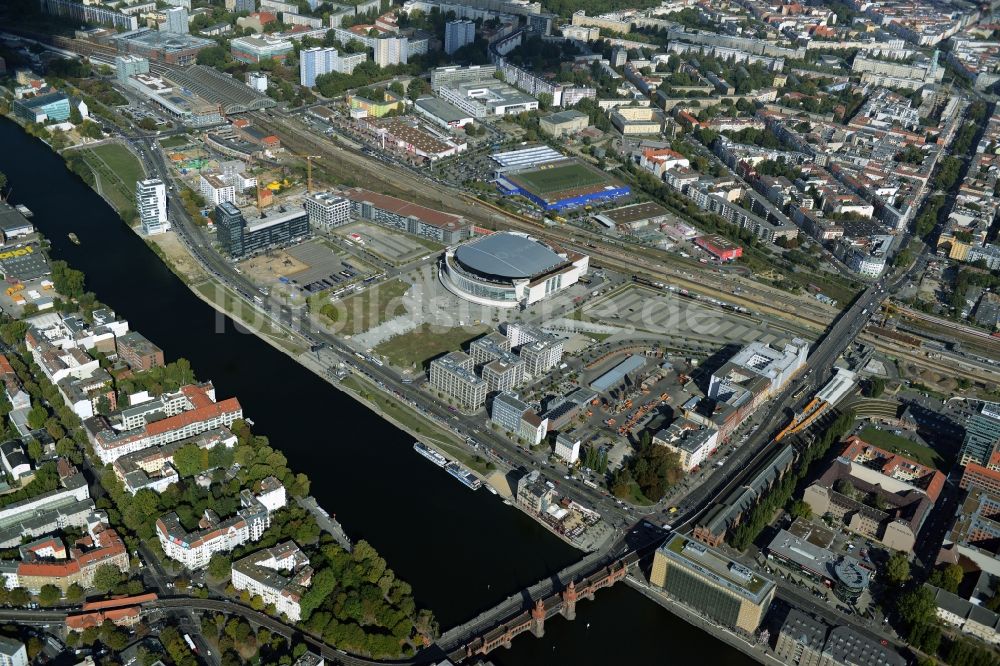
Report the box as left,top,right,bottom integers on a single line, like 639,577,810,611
291,154,322,193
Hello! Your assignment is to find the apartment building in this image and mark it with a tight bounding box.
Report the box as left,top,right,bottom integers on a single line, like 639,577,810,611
6,527,129,594
135,179,169,235
231,541,312,622
89,383,243,464
653,418,719,472
112,427,237,494
774,608,905,666
157,478,286,569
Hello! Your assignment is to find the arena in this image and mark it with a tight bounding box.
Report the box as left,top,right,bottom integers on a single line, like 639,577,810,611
441,232,589,308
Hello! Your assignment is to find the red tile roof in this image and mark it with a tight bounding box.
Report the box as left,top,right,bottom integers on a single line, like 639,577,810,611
841,435,946,502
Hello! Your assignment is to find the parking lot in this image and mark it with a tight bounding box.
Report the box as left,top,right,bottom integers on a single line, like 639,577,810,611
582,284,806,349
239,240,370,294
335,222,439,265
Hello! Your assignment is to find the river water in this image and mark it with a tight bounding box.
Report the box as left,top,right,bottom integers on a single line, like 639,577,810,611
0,118,755,665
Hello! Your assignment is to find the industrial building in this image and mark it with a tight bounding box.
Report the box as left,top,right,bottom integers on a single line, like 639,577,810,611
650,534,775,633
695,234,742,262
214,202,310,259
441,232,589,308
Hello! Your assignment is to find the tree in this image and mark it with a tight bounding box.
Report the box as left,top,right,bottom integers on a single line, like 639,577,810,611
208,553,232,580
38,584,62,606
788,500,812,520
537,92,553,111
27,403,48,430
66,583,85,603
0,172,6,192
92,564,125,592
885,552,911,585
69,106,83,125
897,586,937,627
928,563,964,593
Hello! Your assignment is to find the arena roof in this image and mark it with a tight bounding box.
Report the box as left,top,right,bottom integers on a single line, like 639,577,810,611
454,233,564,280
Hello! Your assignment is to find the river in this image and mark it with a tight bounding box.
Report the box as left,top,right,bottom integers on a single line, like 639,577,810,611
0,118,756,665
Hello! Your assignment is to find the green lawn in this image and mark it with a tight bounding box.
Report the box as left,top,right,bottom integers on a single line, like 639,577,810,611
376,323,488,371
314,279,410,335
858,426,948,470
75,143,145,217
159,135,191,149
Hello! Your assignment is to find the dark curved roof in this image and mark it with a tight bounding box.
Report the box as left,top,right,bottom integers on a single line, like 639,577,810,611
454,233,564,280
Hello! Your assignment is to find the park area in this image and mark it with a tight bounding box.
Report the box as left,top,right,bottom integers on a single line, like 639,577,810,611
68,143,144,219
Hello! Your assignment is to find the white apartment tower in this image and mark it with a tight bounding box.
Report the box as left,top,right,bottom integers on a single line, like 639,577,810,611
135,178,169,235
164,6,189,34
445,19,475,55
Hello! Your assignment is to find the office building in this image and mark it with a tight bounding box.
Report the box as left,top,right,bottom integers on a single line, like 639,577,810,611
304,192,351,229
342,187,471,243
135,179,168,235
115,55,149,84
444,19,475,55
231,541,312,622
12,92,70,124
111,28,213,66
199,172,236,206
429,351,487,410
653,418,718,472
707,338,808,419
299,47,366,87
959,402,1000,469
438,80,538,118
215,202,310,259
115,331,164,371
491,392,528,434
554,433,580,464
650,534,775,633
481,358,524,394
520,410,548,446
0,637,27,666
164,7,189,34
157,478,285,569
774,609,905,666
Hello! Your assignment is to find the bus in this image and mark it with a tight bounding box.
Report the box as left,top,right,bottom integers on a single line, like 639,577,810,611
183,634,197,653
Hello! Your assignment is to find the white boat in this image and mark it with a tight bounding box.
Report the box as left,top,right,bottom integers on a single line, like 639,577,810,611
487,486,498,495
413,442,447,467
